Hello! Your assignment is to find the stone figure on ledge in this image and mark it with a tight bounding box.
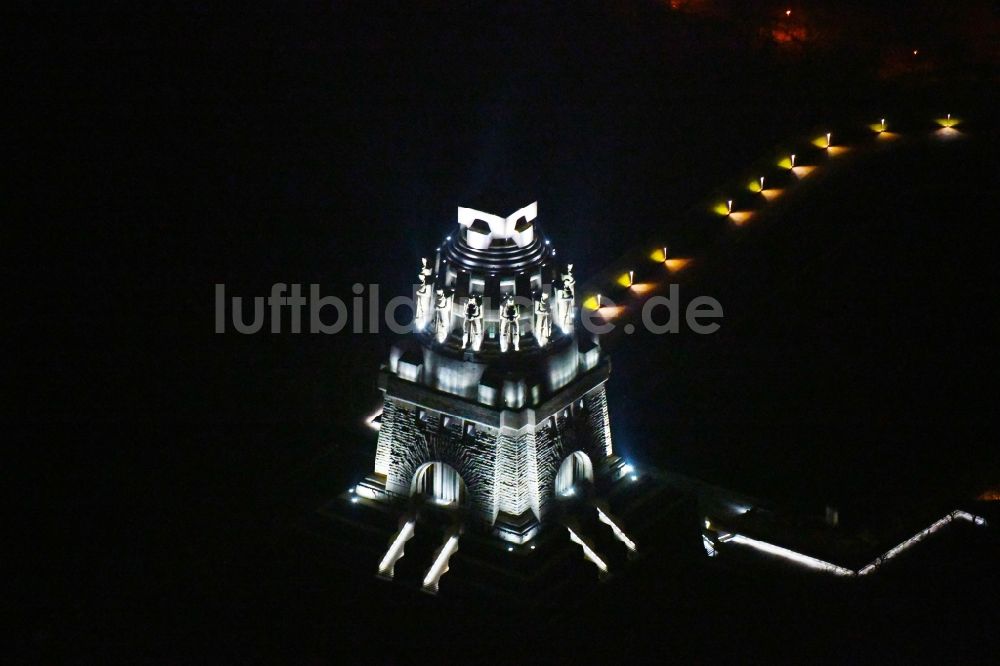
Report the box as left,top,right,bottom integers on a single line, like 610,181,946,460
499,294,521,353
433,289,453,344
533,291,552,348
557,263,575,333
462,295,484,351
415,258,434,330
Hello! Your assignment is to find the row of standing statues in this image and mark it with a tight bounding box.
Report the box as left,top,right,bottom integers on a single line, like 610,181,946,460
414,258,575,352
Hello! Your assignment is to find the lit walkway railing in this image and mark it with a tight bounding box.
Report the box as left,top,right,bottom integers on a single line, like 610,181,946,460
706,509,988,577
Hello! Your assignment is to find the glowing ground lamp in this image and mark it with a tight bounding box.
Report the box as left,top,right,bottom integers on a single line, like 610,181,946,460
869,118,893,136
616,271,635,288
935,113,960,129
814,131,847,156
777,154,795,169
810,132,834,149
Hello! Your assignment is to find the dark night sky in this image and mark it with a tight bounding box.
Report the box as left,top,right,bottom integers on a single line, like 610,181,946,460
7,2,999,662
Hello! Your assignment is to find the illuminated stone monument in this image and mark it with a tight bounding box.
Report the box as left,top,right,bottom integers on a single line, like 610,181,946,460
358,200,622,544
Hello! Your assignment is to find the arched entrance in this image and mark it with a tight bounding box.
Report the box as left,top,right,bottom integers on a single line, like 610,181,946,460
411,462,467,506
555,451,594,496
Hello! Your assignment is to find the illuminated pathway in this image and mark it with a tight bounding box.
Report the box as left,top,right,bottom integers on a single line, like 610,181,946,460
567,525,609,576
706,510,988,577
578,114,969,328
377,518,416,580
422,530,461,594
375,513,464,594
639,468,991,578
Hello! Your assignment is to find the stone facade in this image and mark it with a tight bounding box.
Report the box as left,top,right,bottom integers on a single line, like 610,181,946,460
373,382,613,536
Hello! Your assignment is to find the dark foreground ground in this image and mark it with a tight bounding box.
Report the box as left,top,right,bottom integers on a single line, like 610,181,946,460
8,3,999,662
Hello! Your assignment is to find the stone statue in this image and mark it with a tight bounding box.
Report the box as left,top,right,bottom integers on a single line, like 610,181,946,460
415,258,434,330
561,263,575,294
533,291,552,348
499,294,520,353
433,289,453,344
419,257,433,281
556,264,575,333
462,295,484,351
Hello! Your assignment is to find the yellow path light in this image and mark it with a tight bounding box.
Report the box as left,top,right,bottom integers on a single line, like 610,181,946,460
869,118,891,134
935,114,959,128
616,271,634,288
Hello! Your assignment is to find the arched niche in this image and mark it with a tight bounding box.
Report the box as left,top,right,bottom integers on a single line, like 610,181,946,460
555,451,594,496
411,461,468,506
